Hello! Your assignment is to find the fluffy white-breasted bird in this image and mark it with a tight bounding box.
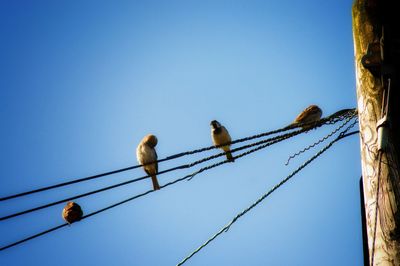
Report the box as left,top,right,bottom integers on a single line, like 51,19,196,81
136,134,160,190
293,105,322,128
210,120,234,162
62,201,83,224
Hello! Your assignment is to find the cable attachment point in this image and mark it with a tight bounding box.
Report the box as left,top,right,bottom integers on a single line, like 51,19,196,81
376,116,390,151
377,78,392,152
362,41,382,77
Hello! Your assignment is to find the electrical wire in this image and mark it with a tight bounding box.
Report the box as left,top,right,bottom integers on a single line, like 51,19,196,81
285,113,357,165
0,108,356,202
0,110,358,251
0,123,314,221
177,126,359,265
0,125,327,251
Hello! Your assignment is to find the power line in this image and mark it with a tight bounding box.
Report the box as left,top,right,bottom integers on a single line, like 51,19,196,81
0,111,356,221
0,125,328,251
285,112,358,165
177,126,359,265
0,223,69,252
0,111,358,251
0,124,314,221
0,108,356,202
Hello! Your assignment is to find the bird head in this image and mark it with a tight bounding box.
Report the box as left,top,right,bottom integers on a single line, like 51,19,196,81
143,134,158,147
210,120,221,129
310,105,322,116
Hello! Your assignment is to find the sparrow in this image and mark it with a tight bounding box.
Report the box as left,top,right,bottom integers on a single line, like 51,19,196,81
136,134,160,190
210,120,234,162
293,105,322,128
62,201,83,224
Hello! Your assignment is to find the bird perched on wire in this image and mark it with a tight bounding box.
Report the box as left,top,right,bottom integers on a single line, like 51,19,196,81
210,120,234,162
136,134,160,190
62,201,83,224
293,105,322,129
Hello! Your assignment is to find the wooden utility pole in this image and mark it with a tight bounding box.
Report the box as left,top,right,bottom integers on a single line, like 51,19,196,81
353,0,400,265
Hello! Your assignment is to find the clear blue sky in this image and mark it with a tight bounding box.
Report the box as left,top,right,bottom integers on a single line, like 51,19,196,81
0,1,362,265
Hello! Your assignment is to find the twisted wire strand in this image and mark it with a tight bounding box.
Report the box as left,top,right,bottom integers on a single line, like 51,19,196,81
0,108,356,202
0,125,313,221
2,112,357,221
0,126,324,251
0,116,358,251
177,123,359,266
285,114,357,165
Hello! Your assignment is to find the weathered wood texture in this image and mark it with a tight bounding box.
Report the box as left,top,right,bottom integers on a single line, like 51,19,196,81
353,0,400,265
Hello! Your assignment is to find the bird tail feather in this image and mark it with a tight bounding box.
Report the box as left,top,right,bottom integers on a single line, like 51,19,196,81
226,151,235,162
151,175,160,190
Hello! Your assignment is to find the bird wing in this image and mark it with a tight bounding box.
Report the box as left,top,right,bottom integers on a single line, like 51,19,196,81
154,149,158,173
294,105,320,123
222,126,232,143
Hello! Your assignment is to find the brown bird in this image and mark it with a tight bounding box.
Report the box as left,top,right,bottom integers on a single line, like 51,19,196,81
136,134,160,190
210,120,234,162
62,201,83,224
293,105,322,128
